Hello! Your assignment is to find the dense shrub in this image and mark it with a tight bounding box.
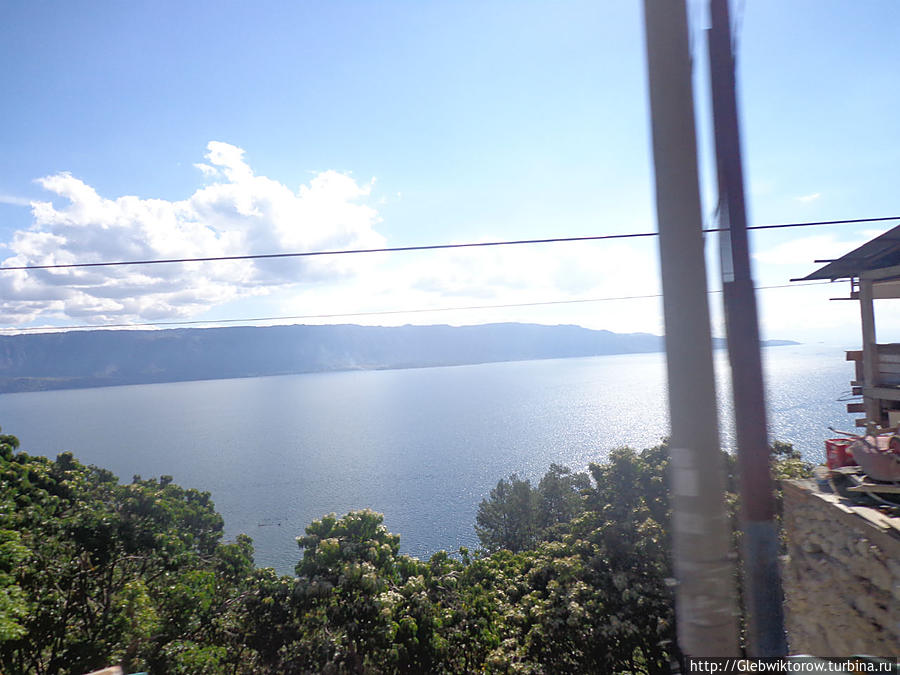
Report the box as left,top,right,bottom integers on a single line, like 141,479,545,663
0,426,807,674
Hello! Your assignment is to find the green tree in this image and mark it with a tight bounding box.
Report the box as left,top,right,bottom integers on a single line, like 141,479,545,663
535,463,590,535
770,440,814,480
476,474,538,553
0,429,27,645
0,422,814,674
0,442,254,675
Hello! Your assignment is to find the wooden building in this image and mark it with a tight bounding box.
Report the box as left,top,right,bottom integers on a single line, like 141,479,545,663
795,224,900,431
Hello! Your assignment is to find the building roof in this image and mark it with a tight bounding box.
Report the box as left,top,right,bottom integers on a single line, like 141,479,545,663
794,223,900,281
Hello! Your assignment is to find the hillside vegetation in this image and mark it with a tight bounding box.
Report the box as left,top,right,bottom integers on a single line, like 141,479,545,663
0,323,796,393
0,427,809,674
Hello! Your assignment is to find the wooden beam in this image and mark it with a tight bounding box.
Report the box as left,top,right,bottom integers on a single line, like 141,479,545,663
876,343,900,356
861,262,900,281
847,483,900,494
860,279,880,429
846,403,865,413
872,279,900,299
863,386,900,401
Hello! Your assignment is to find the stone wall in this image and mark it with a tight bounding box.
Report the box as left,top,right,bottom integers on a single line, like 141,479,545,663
781,479,900,655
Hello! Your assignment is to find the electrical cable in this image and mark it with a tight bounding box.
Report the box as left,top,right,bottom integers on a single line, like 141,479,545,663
0,216,895,273
0,280,842,333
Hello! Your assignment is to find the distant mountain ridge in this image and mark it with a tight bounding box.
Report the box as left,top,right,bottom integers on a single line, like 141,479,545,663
0,323,798,393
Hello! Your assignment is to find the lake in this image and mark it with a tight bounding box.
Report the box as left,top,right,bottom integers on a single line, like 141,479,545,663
0,343,856,573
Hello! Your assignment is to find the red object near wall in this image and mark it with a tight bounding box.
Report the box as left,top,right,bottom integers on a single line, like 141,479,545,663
825,439,855,469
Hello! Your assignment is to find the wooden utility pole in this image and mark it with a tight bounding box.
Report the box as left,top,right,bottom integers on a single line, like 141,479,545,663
642,0,740,658
707,0,787,656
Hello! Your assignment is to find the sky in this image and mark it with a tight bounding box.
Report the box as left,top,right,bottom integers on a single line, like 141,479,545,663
0,0,897,345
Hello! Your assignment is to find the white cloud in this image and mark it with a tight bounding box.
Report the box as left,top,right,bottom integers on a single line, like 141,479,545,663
276,238,665,334
0,194,32,207
0,142,384,325
193,163,219,178
0,144,674,336
796,192,821,203
0,141,673,334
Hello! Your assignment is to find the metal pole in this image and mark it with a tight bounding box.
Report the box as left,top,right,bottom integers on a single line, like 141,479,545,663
707,0,787,656
643,0,740,658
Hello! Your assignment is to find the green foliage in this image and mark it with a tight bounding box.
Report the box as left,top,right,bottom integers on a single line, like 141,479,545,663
0,422,812,674
476,464,590,553
0,528,28,643
476,474,539,553
0,426,25,643
293,509,411,671
770,440,814,480
0,429,254,675
472,444,675,673
536,463,591,535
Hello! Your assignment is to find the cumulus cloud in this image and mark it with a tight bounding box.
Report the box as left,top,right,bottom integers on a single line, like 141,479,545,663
1,142,670,335
0,142,384,325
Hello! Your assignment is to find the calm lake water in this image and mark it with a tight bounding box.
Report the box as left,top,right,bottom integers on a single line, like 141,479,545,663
0,344,856,573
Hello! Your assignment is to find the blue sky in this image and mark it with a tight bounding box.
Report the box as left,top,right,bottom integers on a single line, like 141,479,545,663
0,1,897,344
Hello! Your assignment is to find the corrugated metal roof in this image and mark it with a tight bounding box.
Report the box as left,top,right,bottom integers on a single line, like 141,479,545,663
794,223,900,281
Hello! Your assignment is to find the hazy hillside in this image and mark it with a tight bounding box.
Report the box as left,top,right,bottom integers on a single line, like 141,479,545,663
0,323,796,393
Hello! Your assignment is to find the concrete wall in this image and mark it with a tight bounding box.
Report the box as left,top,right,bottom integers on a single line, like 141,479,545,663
781,480,900,656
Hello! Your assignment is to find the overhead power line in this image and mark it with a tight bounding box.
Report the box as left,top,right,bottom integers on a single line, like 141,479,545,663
0,215,896,273
0,232,656,272
0,280,841,333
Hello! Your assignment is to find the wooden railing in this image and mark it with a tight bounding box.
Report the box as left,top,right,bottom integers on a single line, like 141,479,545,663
876,343,900,387
847,345,900,427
